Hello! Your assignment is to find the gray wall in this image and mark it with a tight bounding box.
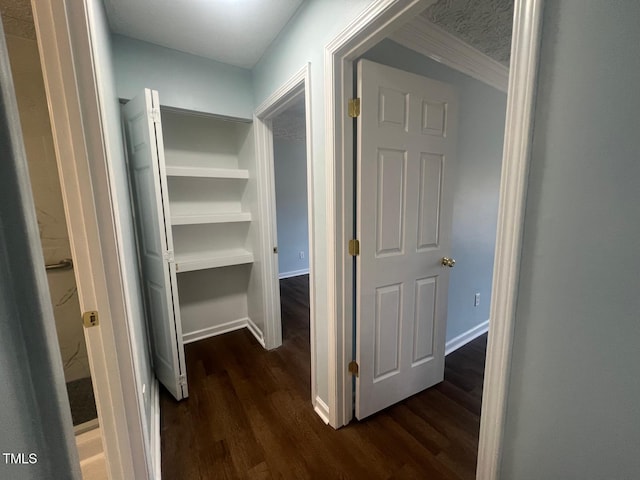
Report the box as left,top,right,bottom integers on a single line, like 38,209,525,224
112,34,253,119
362,40,507,344
0,18,80,479
273,137,309,277
501,1,640,478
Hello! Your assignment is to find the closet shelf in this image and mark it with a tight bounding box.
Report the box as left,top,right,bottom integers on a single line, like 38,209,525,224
165,166,249,179
174,249,254,273
171,212,252,226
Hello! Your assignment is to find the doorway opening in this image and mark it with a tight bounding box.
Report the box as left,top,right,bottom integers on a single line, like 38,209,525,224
1,0,98,432
1,1,105,476
271,96,311,355
328,0,542,476
253,64,323,420
350,33,507,419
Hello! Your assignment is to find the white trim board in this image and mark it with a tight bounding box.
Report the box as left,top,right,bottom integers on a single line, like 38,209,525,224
313,396,331,425
150,379,161,480
182,317,266,347
477,1,544,477
389,15,509,93
278,268,310,280
246,317,266,347
445,320,490,356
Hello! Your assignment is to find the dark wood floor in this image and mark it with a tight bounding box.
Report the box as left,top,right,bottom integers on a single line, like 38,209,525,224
161,275,487,479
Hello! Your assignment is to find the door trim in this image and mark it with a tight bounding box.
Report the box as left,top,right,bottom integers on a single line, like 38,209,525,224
476,1,544,477
32,1,151,478
254,64,321,417
389,15,510,93
324,1,544,478
324,0,432,431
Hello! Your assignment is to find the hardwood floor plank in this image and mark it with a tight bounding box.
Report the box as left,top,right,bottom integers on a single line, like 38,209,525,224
161,274,487,479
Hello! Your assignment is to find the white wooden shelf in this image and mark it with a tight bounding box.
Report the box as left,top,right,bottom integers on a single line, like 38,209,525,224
174,249,254,273
165,166,249,179
171,212,252,226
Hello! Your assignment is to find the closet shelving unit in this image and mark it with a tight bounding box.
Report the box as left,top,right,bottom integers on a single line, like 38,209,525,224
124,89,268,400
160,107,261,341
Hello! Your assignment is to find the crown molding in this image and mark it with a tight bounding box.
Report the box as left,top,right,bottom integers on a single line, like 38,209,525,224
389,14,509,92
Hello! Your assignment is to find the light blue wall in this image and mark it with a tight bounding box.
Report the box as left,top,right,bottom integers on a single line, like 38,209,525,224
111,34,253,119
252,0,375,404
86,1,153,472
273,137,309,277
501,1,640,478
362,40,507,344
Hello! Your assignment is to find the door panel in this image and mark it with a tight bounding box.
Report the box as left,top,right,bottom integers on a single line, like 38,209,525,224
356,60,457,419
412,276,437,365
122,89,187,400
417,153,444,250
374,283,402,380
376,149,406,255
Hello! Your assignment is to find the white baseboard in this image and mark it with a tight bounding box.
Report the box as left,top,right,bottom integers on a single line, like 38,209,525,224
246,317,266,347
150,379,161,480
313,396,330,424
278,268,310,279
445,319,490,356
182,317,266,349
182,317,249,344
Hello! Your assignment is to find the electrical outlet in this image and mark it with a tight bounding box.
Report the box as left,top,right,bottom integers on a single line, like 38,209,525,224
474,293,480,307
299,251,305,259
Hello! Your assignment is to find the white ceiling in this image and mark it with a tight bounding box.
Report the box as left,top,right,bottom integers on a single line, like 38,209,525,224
103,0,304,69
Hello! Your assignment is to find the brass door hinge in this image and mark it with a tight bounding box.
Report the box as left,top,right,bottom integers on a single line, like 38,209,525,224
348,98,360,118
348,360,359,377
348,239,360,256
83,311,99,328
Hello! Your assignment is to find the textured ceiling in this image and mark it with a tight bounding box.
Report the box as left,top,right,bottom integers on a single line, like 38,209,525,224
0,0,35,39
273,97,306,143
104,0,304,69
424,0,513,65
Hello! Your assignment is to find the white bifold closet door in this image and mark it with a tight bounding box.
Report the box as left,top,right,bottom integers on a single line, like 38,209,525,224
122,89,187,401
355,60,458,419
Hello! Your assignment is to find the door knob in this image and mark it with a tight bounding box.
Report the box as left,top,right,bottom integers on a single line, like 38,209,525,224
441,257,456,268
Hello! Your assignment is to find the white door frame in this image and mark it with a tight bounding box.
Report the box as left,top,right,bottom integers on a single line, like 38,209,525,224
325,1,544,479
31,1,152,479
253,64,325,421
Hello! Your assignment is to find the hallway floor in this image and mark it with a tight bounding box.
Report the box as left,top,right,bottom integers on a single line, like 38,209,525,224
161,275,486,479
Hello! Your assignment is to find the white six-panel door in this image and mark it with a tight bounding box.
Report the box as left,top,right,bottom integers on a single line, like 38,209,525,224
356,60,458,419
122,89,187,400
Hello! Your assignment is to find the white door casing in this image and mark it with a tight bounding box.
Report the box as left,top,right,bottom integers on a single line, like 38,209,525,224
356,59,457,419
122,88,187,400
